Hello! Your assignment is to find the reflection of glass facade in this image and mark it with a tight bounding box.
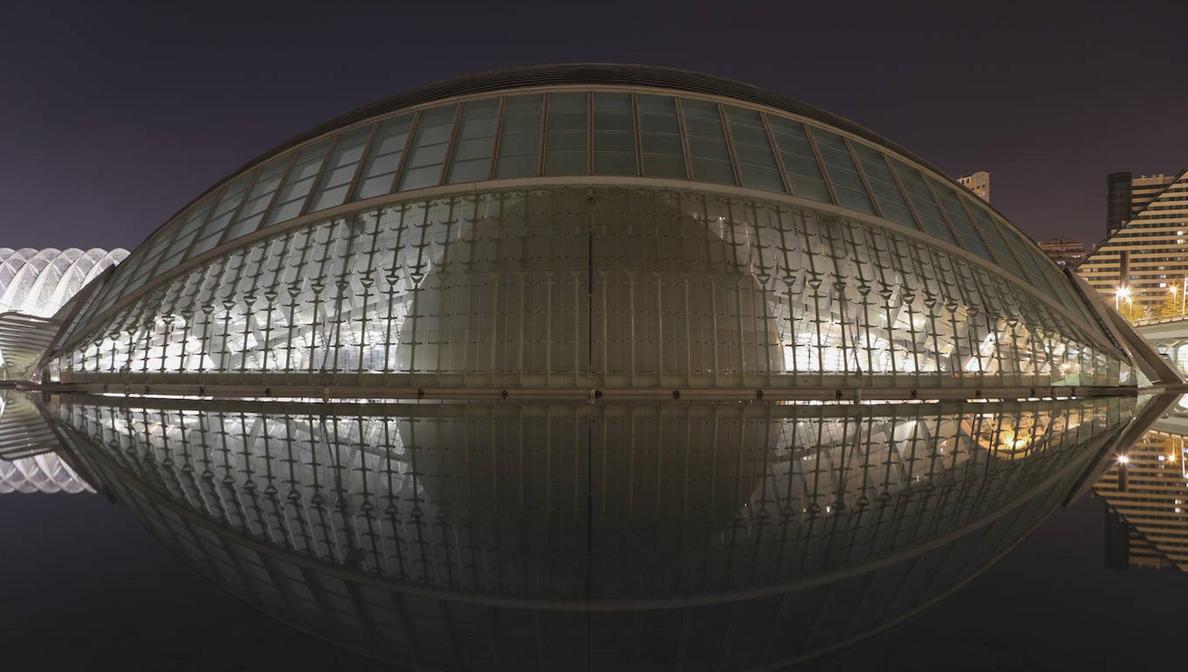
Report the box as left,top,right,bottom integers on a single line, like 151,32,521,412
43,65,1129,392
51,395,1139,668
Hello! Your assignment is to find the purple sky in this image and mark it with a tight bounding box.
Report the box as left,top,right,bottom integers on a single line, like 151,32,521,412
2,1,1186,251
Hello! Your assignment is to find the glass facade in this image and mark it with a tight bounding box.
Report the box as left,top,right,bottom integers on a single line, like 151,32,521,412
58,187,1124,388
56,85,1100,364
52,394,1139,669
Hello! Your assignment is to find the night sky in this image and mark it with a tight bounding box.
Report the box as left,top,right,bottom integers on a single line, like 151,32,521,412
2,1,1187,251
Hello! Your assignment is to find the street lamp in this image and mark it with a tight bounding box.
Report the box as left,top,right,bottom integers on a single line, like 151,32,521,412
1115,285,1130,311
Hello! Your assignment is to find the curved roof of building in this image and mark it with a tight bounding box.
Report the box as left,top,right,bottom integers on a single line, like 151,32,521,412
117,64,1045,284
205,63,934,204
54,63,1118,366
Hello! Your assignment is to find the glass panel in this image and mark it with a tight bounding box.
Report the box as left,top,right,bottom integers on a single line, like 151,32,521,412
190,174,252,257
171,197,218,242
592,93,635,176
1021,244,1086,320
222,159,290,242
153,199,214,275
724,107,783,192
263,140,331,227
307,126,371,213
353,114,413,200
153,239,196,276
926,177,993,261
397,105,457,191
999,223,1064,299
544,92,588,176
494,95,542,179
637,95,685,179
446,99,499,184
851,144,918,230
680,99,734,185
889,160,958,245
810,129,874,214
965,198,1027,279
766,116,829,202
122,233,174,293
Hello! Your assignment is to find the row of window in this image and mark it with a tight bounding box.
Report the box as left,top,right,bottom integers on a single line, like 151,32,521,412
65,88,1086,347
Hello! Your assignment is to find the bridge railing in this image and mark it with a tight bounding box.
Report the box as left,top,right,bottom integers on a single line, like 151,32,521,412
1132,315,1188,327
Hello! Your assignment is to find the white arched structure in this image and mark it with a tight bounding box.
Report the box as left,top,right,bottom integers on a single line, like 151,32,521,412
0,391,90,493
0,248,126,376
0,452,91,494
0,247,128,318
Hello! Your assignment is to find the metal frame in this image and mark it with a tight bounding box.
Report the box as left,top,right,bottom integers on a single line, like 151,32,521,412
844,136,884,220
58,176,1130,363
486,96,507,181
802,126,840,206
717,102,745,187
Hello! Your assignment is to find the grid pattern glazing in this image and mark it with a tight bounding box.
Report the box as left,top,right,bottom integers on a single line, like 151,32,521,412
60,87,1089,350
57,187,1125,388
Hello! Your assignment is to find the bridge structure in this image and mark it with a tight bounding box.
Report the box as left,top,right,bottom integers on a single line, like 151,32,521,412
1134,317,1188,378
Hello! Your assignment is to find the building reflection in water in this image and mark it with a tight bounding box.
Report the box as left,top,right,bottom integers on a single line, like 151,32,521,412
25,392,1164,670
0,65,1180,668
1096,424,1188,572
0,390,91,493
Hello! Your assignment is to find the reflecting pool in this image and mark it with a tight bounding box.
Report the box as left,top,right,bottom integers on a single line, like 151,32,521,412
4,391,1185,670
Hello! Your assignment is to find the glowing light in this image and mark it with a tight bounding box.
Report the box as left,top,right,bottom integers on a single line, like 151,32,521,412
1116,454,1131,465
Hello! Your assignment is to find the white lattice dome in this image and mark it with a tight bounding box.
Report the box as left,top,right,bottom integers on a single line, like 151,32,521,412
0,247,128,318
0,452,91,494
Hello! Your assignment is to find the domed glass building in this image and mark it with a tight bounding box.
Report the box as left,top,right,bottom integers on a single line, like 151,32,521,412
43,65,1168,398
10,65,1182,669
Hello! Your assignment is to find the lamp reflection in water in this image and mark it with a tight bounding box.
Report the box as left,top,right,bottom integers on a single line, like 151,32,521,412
41,392,1162,670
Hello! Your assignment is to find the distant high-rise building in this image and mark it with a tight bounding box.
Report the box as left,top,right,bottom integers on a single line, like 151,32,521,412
1038,237,1085,268
1078,171,1188,312
1106,172,1132,236
958,171,990,202
1107,172,1177,237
